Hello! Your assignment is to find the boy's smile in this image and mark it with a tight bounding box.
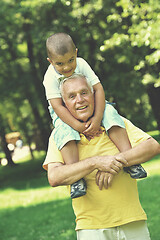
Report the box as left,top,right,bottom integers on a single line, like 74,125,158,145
49,49,77,77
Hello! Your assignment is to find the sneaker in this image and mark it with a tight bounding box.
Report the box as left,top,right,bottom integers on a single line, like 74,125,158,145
124,164,147,179
70,179,87,199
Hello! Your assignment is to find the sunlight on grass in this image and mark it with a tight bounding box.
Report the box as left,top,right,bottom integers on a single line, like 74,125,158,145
142,158,160,177
0,186,69,210
14,150,45,164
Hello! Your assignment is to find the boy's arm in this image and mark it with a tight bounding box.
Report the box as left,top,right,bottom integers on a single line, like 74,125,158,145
93,82,106,123
50,98,86,132
84,82,105,134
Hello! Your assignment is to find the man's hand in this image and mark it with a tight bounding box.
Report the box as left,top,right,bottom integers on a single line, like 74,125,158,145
96,171,114,190
95,155,128,175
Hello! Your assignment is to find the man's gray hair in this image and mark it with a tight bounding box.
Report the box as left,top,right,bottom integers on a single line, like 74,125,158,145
60,73,94,100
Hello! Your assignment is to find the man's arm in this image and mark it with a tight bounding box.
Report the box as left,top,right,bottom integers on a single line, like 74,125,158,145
47,155,127,187
96,137,160,190
116,137,160,166
47,137,160,188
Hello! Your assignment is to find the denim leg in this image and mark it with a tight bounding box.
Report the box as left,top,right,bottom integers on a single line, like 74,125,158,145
102,102,125,133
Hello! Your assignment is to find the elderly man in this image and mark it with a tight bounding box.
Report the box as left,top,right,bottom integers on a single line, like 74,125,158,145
43,74,160,240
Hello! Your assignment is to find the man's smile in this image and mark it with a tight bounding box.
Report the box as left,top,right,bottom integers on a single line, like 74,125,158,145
76,105,88,111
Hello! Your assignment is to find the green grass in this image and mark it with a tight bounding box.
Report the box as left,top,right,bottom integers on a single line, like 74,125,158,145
0,135,160,240
0,155,76,240
138,175,160,240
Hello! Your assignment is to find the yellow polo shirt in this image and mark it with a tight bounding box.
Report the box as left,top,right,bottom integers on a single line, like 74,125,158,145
43,118,150,230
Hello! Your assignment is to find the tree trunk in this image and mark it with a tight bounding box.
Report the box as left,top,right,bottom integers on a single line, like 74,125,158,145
24,86,51,151
0,115,16,166
23,22,51,125
147,84,160,130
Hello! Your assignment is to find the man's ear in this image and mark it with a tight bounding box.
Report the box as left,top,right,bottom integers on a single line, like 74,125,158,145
47,57,52,64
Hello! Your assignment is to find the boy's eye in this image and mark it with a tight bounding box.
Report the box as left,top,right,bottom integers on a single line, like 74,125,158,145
69,58,74,63
56,62,63,66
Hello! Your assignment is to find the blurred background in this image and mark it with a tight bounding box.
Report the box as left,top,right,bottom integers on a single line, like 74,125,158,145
0,0,160,164
0,1,160,239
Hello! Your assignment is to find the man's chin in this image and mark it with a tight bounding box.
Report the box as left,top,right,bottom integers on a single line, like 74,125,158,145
78,118,88,123
77,114,93,123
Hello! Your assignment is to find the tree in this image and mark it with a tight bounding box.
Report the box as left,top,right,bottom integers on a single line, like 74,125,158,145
99,0,160,130
0,114,15,166
0,0,159,165
0,0,52,151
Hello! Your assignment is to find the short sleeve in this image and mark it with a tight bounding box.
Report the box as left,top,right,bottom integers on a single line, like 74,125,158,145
76,58,100,86
43,65,62,100
122,117,150,147
43,131,64,171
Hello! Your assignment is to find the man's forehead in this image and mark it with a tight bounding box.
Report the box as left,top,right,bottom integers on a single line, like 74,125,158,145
64,77,87,85
63,78,89,91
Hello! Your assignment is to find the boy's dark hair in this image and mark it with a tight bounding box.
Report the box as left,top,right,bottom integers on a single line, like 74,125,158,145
46,33,76,60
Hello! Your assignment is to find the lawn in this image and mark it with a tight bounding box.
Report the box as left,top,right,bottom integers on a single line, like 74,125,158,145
0,153,76,240
0,132,160,240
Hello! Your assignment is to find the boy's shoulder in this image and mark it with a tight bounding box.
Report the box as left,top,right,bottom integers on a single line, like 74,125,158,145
77,57,87,64
76,57,90,70
44,64,56,76
43,64,59,83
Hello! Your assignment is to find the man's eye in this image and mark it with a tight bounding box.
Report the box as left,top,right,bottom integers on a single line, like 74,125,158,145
82,91,87,95
70,95,75,99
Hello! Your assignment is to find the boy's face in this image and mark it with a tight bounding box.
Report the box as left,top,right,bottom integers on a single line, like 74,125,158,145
48,49,77,77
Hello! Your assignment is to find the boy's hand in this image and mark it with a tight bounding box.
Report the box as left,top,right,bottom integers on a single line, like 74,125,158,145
75,121,87,133
83,116,102,136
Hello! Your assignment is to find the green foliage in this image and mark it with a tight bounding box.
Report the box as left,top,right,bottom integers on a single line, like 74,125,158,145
98,0,160,130
0,0,160,154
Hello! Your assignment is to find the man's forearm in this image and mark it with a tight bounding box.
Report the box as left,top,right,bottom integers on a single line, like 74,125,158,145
48,158,96,187
48,155,127,187
117,137,160,166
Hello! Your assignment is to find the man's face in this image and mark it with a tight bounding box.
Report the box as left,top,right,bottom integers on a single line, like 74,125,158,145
62,77,94,122
49,49,77,77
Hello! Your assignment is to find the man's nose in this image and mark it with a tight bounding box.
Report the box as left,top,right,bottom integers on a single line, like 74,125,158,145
76,94,83,102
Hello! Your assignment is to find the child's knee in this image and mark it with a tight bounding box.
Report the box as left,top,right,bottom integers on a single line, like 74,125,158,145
61,140,79,164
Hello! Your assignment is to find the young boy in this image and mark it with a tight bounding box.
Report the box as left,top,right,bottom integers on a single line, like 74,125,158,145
43,33,147,198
